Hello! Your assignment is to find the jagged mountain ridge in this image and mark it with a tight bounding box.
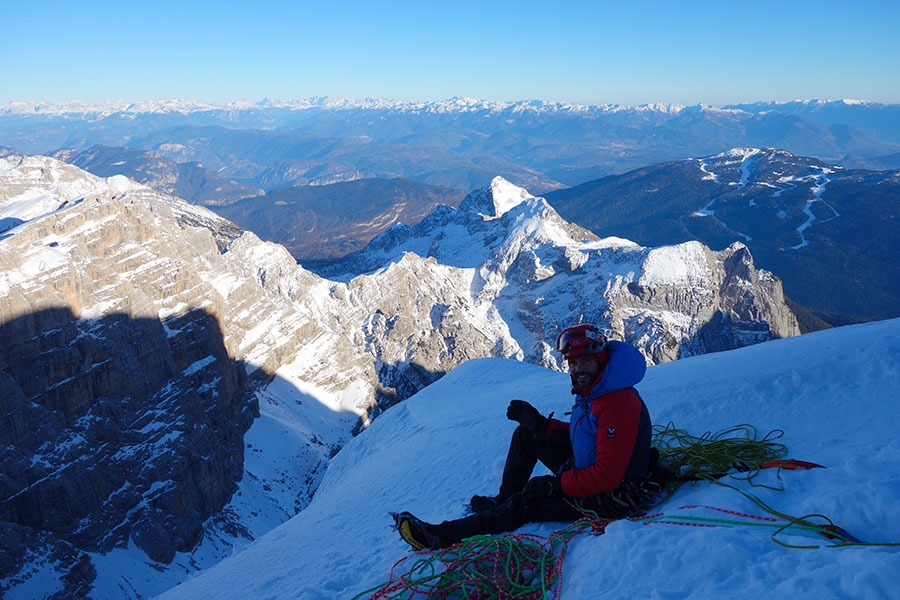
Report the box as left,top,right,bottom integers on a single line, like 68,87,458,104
2,96,895,124
544,147,900,322
1,158,798,598
317,176,800,367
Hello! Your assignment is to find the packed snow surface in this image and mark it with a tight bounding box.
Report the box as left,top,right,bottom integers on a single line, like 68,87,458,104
157,318,900,600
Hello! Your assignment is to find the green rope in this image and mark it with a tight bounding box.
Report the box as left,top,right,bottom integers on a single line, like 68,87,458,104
650,422,899,548
653,423,787,482
359,423,897,599
352,520,594,600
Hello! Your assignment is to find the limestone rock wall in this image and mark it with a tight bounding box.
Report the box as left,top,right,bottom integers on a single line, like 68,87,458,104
0,173,370,594
0,189,265,582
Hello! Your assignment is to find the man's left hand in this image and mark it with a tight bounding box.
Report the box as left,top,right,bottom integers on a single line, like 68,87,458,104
522,475,563,499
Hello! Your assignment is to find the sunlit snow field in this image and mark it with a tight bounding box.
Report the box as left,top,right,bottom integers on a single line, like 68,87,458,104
157,318,900,600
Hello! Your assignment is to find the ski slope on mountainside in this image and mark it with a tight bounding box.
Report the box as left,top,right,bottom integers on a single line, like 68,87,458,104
161,318,900,599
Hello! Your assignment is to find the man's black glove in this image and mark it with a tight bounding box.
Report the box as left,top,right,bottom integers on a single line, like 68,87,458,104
506,399,547,439
523,475,563,500
554,456,575,476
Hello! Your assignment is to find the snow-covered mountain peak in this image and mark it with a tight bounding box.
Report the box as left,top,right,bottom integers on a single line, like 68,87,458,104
450,177,594,250
489,176,535,217
314,174,798,368
722,147,764,160
457,176,536,219
318,177,599,280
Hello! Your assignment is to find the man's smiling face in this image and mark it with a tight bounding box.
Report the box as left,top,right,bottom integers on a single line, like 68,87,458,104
568,356,601,391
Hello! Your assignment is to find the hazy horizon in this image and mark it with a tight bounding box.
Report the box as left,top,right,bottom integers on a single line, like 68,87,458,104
4,0,898,107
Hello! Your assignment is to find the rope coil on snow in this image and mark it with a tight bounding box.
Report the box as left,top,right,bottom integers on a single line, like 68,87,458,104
352,520,597,599
358,424,897,599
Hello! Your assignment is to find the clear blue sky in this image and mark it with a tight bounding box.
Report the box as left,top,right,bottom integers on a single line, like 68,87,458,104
3,0,899,106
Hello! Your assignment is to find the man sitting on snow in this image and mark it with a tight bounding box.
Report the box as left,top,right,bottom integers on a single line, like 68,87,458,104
394,324,658,550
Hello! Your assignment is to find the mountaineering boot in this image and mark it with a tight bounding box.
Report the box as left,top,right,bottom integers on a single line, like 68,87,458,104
392,512,447,551
468,494,502,513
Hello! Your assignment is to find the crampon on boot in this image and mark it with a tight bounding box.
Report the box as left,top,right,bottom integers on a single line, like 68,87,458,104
391,511,447,551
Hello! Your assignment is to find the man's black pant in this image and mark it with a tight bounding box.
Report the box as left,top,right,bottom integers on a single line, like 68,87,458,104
431,424,632,545
499,423,572,499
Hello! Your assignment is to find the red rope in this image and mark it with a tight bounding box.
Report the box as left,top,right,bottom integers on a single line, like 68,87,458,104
675,504,779,522
639,520,720,528
358,524,593,599
362,501,833,599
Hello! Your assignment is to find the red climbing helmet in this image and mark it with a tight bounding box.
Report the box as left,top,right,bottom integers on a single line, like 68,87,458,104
555,324,607,359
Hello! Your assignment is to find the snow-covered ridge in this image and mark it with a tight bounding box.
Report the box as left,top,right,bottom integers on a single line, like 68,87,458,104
8,96,884,118
0,98,259,117
0,156,147,235
740,98,876,108
0,96,681,117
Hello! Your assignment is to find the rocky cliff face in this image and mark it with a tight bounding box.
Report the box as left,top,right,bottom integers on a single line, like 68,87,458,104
0,158,264,595
0,156,375,598
0,158,799,599
0,309,253,563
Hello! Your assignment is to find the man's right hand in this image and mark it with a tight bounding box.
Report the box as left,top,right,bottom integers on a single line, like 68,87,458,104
507,399,547,440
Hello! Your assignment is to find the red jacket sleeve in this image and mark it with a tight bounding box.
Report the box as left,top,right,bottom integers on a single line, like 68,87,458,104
560,388,642,497
546,417,568,437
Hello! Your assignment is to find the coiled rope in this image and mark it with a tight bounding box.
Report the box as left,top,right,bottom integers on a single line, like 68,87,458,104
356,423,897,599
648,422,896,548
652,422,787,488
352,519,599,600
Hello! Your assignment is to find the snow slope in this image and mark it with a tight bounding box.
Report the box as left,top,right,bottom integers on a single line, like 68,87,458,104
156,317,900,599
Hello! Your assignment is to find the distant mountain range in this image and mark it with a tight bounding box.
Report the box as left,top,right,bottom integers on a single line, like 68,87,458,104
544,148,900,324
4,97,897,326
726,99,900,144
2,97,898,194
